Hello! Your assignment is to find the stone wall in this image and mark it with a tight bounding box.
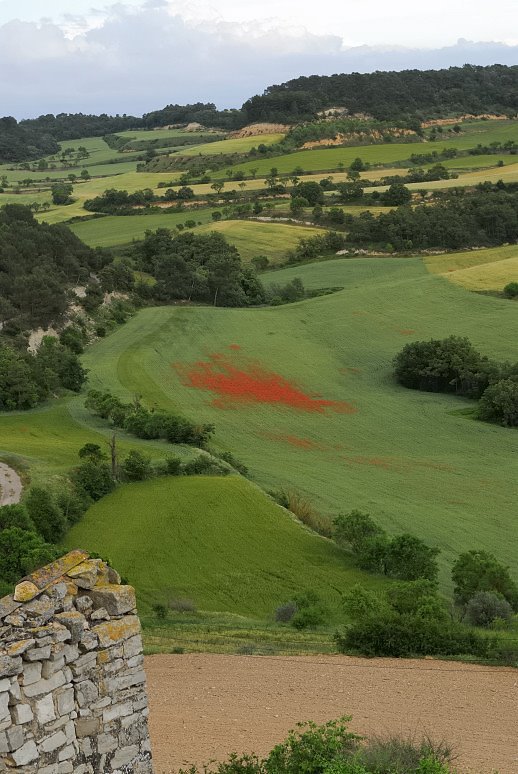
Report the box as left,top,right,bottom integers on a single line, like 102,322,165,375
0,550,154,773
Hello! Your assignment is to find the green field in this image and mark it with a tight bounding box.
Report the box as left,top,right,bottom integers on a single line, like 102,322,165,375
69,208,219,248
78,256,518,592
179,133,285,156
426,245,518,290
194,220,325,262
63,475,373,617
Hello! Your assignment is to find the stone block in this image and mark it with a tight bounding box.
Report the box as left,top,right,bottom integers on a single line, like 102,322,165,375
6,638,35,657
67,559,102,590
54,612,86,644
92,615,140,648
25,550,89,591
13,581,40,603
35,693,56,724
97,731,118,754
74,716,101,738
39,729,67,753
25,644,52,661
12,703,33,724
6,725,24,752
20,660,42,685
0,694,9,722
110,743,138,769
89,585,136,617
7,739,38,766
0,655,22,679
22,669,66,698
56,686,75,715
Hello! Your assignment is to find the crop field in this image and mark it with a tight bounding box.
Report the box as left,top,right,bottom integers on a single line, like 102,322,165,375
69,207,220,248
438,155,516,169
78,256,518,591
179,133,285,156
425,245,518,290
194,220,326,262
115,128,220,142
63,475,374,616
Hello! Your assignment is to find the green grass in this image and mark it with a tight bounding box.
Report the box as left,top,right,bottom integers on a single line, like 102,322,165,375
69,208,220,248
80,258,518,592
438,155,517,169
425,245,518,290
62,475,371,617
194,220,326,263
179,133,285,156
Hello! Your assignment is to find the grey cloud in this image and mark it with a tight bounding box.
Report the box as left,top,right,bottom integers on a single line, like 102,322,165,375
1,4,518,118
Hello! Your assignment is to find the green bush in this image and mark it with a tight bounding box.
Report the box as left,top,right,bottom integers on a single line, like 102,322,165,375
452,549,518,610
25,486,67,543
72,458,115,501
464,591,513,627
122,450,153,481
503,281,518,298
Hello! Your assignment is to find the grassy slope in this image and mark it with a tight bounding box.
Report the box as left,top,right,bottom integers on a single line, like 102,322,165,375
63,475,372,617
426,245,518,290
81,257,518,589
179,134,285,156
194,220,326,262
69,208,219,248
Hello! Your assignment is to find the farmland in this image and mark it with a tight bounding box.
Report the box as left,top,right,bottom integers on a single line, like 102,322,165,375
63,475,374,617
425,245,518,290
74,255,518,593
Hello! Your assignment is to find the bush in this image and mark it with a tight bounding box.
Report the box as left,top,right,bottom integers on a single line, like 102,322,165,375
0,527,59,585
265,718,360,774
452,550,518,610
182,454,229,476
464,591,513,627
333,511,384,553
165,456,183,476
152,603,168,620
25,486,67,543
216,451,249,476
384,534,439,583
73,458,115,501
503,281,518,298
290,591,327,630
122,450,153,481
478,378,518,427
169,598,197,613
275,601,298,623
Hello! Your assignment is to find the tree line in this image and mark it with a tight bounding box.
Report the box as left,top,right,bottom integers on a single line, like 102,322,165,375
242,64,518,124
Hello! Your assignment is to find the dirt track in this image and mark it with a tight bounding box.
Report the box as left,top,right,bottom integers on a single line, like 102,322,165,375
146,653,518,774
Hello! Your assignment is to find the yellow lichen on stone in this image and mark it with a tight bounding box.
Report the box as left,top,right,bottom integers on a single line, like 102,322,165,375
13,581,39,602
27,549,89,591
92,615,140,647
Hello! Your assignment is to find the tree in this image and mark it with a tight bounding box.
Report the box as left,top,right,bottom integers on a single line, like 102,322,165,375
51,182,73,205
381,183,412,206
0,527,58,584
78,443,106,461
122,450,152,481
503,281,518,298
333,510,384,553
73,458,115,501
292,181,324,206
478,379,518,426
465,591,513,627
452,550,518,609
25,487,67,543
211,182,224,195
385,534,439,582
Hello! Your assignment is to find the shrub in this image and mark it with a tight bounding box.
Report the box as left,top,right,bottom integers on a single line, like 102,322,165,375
169,598,196,613
333,510,384,553
152,603,168,620
265,717,360,773
122,450,153,481
182,455,229,476
25,486,67,543
72,459,115,501
478,378,518,427
276,489,332,537
452,550,518,609
275,601,298,623
358,735,452,774
291,591,327,629
503,281,518,298
216,451,249,476
165,456,183,475
464,591,513,627
384,534,439,583
0,527,59,584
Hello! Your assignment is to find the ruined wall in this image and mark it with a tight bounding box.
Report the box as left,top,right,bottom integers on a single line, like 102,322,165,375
0,551,154,773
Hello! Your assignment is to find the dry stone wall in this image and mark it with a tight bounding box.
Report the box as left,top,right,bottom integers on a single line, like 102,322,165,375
0,550,154,773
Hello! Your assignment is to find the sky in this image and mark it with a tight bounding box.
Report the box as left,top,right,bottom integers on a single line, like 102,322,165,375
1,0,518,118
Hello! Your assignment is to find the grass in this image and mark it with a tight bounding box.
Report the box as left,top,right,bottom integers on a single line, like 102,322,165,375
79,258,518,592
194,220,326,263
62,475,371,617
178,134,285,156
425,245,518,291
69,207,220,248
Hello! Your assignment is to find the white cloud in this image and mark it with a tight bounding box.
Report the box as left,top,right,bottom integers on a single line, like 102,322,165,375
1,3,518,118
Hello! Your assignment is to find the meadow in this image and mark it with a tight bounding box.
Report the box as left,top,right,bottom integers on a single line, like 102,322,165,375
425,245,518,290
63,475,373,617
178,133,285,156
77,256,518,591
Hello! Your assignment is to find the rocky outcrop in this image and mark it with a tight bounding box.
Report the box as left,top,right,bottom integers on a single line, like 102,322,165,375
0,551,153,773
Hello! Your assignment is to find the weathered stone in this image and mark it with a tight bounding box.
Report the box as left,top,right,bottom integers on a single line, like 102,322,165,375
89,607,109,622
54,611,86,644
0,694,9,722
34,693,56,724
22,669,66,698
110,743,139,769
0,655,22,678
6,638,35,657
97,731,118,754
6,724,24,752
25,550,89,591
66,560,102,590
0,596,21,620
74,596,93,615
89,585,136,617
24,595,55,620
12,703,33,725
78,631,98,652
102,701,133,723
13,581,39,603
20,660,42,685
74,717,100,738
24,644,52,661
91,615,140,648
56,687,74,716
39,730,67,753
7,739,38,766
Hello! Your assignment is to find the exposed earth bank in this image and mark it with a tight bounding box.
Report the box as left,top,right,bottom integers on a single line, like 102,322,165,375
0,462,22,505
146,653,517,774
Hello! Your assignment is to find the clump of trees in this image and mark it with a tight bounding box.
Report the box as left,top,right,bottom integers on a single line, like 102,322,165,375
0,337,86,411
132,229,266,307
85,389,215,448
394,335,518,427
333,510,439,582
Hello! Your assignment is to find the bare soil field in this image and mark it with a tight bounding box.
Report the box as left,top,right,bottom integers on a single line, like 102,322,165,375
146,654,517,774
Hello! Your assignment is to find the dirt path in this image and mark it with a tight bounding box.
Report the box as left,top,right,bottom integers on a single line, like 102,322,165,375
0,463,22,506
145,653,518,774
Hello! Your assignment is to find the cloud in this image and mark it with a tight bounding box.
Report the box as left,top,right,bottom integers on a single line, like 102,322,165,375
1,3,518,119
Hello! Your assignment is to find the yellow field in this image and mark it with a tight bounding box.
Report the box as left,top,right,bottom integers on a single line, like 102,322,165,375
425,245,518,290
